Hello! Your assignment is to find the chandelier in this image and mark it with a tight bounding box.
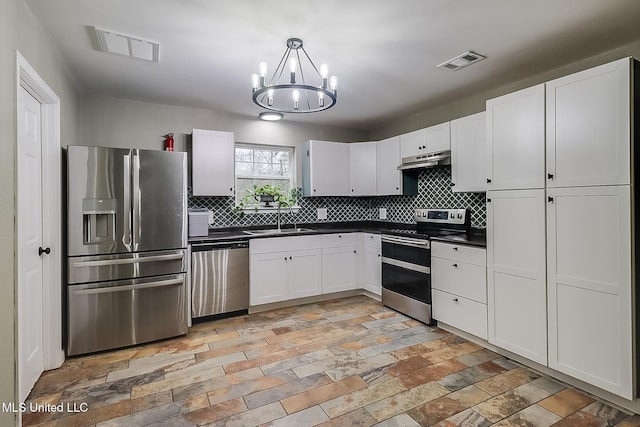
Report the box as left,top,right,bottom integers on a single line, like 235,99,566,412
251,38,338,116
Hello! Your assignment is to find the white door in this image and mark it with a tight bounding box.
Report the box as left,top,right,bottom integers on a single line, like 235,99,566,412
322,246,358,293
249,252,288,305
547,186,633,399
486,189,547,365
289,249,322,299
376,136,402,195
349,142,377,196
546,58,630,188
309,141,350,196
425,122,450,153
451,112,486,193
486,84,545,190
17,86,44,402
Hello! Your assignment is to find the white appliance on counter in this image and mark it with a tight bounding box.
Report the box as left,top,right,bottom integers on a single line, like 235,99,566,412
66,146,188,356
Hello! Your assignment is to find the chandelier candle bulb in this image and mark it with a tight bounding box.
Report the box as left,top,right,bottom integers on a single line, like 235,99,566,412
320,63,329,88
292,89,300,110
267,89,274,106
251,73,259,92
289,57,297,84
330,75,338,94
258,61,267,87
318,91,325,107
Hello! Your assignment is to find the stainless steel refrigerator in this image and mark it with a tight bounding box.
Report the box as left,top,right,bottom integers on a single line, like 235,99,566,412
66,146,188,356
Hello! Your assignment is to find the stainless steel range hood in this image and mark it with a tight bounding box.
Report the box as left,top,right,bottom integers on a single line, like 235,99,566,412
397,150,451,170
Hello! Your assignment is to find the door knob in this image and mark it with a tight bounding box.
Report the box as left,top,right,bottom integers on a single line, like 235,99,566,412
38,247,51,256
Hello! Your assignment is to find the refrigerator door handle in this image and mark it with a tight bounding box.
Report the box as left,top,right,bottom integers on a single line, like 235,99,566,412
132,151,141,251
71,277,183,295
123,153,132,250
72,253,184,268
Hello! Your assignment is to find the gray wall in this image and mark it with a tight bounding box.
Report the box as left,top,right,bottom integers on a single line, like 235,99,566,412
80,95,369,184
1,0,81,423
370,39,640,140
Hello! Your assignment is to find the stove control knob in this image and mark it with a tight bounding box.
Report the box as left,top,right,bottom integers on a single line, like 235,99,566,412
450,213,454,219
457,213,463,219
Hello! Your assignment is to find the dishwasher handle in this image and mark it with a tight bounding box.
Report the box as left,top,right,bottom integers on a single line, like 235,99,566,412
192,241,249,251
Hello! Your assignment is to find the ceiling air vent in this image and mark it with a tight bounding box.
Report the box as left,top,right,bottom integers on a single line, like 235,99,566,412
95,28,159,62
437,51,486,71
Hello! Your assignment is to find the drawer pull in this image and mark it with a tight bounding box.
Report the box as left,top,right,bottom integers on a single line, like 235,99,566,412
452,247,458,251
453,298,459,302
452,263,458,267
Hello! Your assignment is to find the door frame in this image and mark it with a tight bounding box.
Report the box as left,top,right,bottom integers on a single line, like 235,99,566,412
16,51,64,373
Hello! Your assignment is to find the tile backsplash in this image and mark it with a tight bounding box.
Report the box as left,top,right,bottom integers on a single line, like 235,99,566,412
189,167,486,229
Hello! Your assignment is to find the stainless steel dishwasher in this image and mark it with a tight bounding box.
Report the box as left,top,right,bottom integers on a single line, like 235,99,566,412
191,240,249,319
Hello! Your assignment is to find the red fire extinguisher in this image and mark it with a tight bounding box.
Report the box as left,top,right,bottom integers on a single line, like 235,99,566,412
164,133,174,151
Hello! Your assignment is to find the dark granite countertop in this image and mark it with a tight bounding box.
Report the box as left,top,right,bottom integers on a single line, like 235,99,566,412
189,221,486,248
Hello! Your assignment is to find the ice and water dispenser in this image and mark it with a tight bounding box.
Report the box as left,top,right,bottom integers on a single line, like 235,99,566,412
82,198,117,244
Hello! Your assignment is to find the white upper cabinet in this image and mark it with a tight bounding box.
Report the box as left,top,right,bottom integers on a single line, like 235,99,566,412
546,179,633,398
400,128,426,159
450,112,486,193
400,122,451,159
302,140,350,197
486,84,545,190
487,189,547,365
376,136,403,196
426,122,451,153
546,58,631,187
349,142,377,196
191,129,235,196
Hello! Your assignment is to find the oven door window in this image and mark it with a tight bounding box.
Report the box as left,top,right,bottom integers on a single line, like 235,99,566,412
381,239,430,268
382,263,431,304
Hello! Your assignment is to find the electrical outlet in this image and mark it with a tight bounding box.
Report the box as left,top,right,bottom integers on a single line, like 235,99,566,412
379,208,387,220
207,210,214,225
317,208,328,220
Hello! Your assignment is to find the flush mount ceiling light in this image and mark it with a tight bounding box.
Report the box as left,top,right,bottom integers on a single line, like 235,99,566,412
251,38,338,114
95,28,159,62
258,112,284,121
437,51,486,71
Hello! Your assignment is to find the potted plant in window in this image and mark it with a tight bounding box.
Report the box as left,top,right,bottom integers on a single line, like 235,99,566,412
233,184,297,216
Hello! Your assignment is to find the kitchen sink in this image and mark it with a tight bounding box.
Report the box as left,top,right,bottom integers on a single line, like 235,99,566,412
243,228,315,236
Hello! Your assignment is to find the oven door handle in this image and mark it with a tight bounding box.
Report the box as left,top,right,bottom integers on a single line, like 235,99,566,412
381,235,430,249
381,257,430,274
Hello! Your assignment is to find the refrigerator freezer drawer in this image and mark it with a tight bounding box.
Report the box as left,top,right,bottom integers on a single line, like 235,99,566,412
68,249,186,284
67,273,187,356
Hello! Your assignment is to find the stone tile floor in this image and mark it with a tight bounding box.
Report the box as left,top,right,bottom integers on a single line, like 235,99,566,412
24,296,640,426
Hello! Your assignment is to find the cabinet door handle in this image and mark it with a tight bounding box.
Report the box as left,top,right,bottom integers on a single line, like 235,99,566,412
548,173,554,180
452,247,458,251
452,263,458,267
487,198,492,203
377,254,381,257
351,189,354,192
289,256,292,260
548,196,554,203
453,298,459,302
284,257,287,261
396,187,399,190
486,178,492,184
353,250,356,254
451,182,455,187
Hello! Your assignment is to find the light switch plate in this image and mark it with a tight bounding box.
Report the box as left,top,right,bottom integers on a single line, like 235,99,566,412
317,208,328,220
379,208,387,220
208,210,214,225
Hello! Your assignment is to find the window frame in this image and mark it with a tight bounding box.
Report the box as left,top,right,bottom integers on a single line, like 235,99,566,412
234,142,297,212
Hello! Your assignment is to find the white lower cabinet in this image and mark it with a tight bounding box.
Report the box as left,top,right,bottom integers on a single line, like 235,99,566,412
322,233,358,293
547,185,633,399
249,236,321,305
431,242,487,339
486,189,547,365
359,233,381,295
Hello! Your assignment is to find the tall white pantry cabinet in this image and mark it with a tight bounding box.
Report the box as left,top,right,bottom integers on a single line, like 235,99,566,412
486,57,638,400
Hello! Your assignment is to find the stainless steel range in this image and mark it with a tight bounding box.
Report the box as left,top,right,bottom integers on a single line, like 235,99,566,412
381,208,469,324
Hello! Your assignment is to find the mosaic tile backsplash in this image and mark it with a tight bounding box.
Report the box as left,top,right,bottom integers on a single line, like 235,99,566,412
189,167,487,229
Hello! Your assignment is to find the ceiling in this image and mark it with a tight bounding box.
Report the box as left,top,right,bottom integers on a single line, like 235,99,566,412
25,0,640,130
